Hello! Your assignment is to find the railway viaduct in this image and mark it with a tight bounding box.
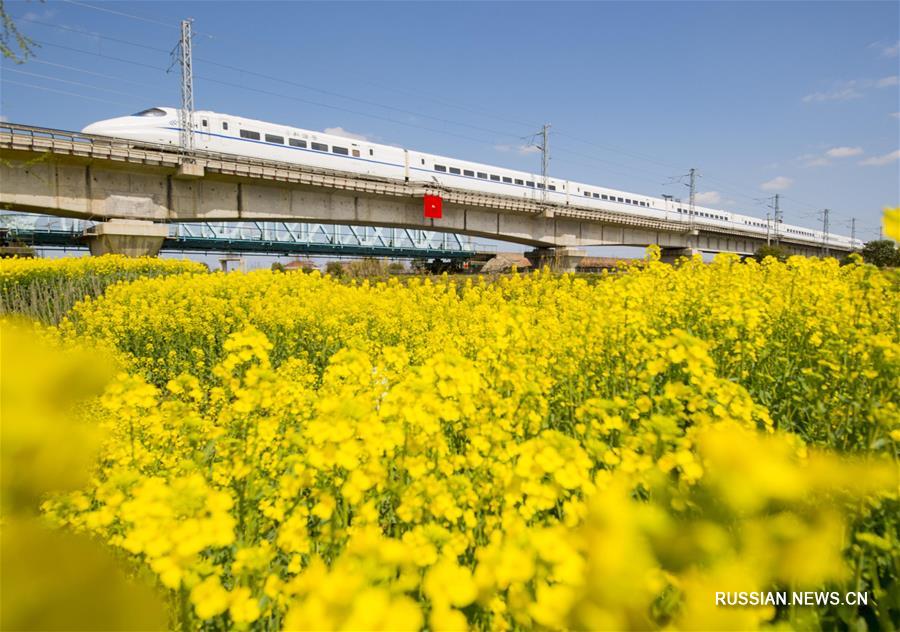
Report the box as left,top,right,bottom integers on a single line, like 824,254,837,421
0,124,850,268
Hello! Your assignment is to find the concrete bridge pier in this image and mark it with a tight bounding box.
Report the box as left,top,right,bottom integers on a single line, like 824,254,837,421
83,220,169,257
660,247,699,265
525,247,587,272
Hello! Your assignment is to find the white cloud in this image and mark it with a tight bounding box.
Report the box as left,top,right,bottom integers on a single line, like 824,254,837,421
803,81,863,103
0,115,7,123
803,75,899,103
494,143,540,155
825,146,864,158
891,112,900,119
761,176,793,191
694,191,721,205
798,146,865,167
323,127,369,141
871,40,900,58
859,149,900,166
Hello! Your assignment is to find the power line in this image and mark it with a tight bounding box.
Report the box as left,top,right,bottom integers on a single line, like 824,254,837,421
58,0,180,30
27,59,157,87
9,43,507,148
25,39,173,72
17,18,171,53
19,18,533,142
1,80,140,107
3,67,153,99
192,57,531,142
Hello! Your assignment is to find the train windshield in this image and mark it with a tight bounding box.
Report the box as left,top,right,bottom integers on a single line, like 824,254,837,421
132,108,167,117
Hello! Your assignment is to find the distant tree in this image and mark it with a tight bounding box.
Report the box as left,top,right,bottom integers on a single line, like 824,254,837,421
753,245,790,263
860,240,900,268
347,258,387,278
325,261,344,277
1,0,37,62
387,261,406,275
271,262,286,272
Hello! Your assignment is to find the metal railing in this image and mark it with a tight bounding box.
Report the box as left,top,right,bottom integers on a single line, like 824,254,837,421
0,212,479,257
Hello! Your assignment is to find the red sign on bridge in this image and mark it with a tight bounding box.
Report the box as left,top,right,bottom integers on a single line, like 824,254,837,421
423,195,443,219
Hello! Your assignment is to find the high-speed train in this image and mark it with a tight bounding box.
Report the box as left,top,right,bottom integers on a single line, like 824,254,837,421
82,107,860,250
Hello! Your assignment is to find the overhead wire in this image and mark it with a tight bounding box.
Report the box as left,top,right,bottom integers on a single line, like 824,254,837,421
4,67,155,99
9,11,875,232
2,80,140,107
27,59,156,87
58,0,179,30
19,17,547,141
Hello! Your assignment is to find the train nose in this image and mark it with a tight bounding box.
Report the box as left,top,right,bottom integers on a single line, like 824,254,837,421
81,122,106,135
81,115,135,136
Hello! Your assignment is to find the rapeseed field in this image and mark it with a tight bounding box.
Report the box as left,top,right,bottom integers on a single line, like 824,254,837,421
2,250,898,630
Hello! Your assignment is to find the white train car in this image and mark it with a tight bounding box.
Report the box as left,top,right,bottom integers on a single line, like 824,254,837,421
81,107,861,251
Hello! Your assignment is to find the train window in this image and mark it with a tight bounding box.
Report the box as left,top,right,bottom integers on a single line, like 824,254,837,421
515,179,524,185
369,149,374,156
602,194,609,200
490,174,500,181
584,191,591,197
503,177,513,183
289,138,307,148
625,199,631,204
593,193,600,198
463,169,474,177
537,183,545,189
223,122,229,130
133,108,166,117
311,142,328,152
526,181,535,187
332,146,349,155
201,119,208,127
240,130,261,140
421,159,425,165
434,165,447,172
548,185,556,191
266,134,285,144
477,172,488,179
449,167,461,175
617,197,624,203
352,149,360,157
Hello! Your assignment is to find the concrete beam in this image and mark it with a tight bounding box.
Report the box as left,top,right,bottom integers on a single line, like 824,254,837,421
83,219,168,257
525,247,587,273
660,247,699,265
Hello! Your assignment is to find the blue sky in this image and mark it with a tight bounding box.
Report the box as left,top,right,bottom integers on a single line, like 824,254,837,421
1,0,898,246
